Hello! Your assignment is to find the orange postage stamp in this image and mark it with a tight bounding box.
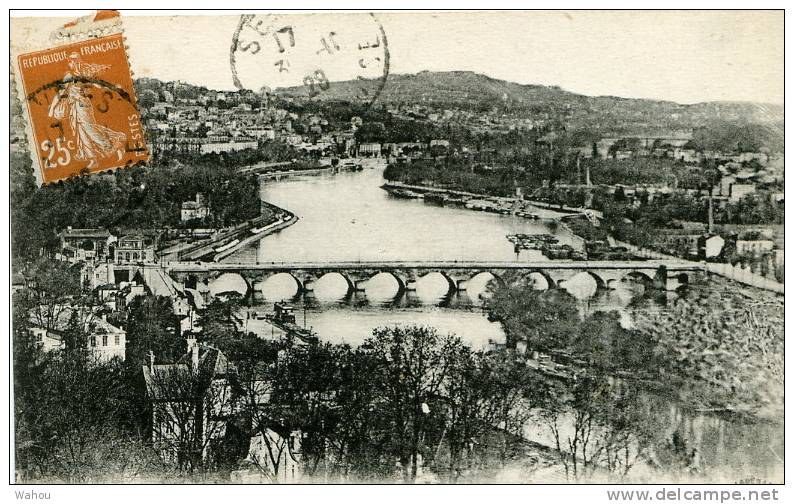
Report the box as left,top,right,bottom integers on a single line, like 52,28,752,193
14,12,148,185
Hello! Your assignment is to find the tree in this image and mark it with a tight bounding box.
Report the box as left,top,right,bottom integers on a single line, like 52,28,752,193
441,349,540,480
14,348,158,482
485,284,580,352
144,358,238,473
126,295,183,367
541,375,603,480
138,89,158,110
540,374,653,481
196,293,245,343
362,326,461,483
16,259,81,334
651,432,701,479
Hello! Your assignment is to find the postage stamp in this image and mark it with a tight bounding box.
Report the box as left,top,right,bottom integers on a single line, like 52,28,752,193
13,12,149,185
8,10,785,489
230,12,389,107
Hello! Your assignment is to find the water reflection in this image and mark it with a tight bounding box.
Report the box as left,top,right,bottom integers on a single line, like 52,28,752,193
244,303,500,351
214,268,658,315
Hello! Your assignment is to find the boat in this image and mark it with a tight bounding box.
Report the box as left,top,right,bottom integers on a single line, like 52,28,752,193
389,188,423,199
264,302,319,344
341,160,363,171
423,192,447,205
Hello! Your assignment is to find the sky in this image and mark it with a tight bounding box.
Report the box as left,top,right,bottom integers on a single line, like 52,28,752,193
11,10,784,104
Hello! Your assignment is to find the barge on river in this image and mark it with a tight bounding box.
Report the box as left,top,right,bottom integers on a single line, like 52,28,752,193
262,302,319,344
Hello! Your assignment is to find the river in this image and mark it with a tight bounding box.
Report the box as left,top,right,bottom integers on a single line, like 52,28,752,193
218,160,782,482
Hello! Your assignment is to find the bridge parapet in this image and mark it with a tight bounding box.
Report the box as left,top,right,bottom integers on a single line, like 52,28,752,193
166,260,704,299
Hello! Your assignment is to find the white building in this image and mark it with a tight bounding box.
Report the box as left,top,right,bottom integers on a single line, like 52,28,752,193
730,184,756,202
699,234,725,259
28,309,126,362
200,136,258,154
115,235,156,264
181,193,211,222
245,126,276,140
358,143,382,157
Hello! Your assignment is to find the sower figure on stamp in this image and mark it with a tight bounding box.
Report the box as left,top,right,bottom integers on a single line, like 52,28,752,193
48,52,126,169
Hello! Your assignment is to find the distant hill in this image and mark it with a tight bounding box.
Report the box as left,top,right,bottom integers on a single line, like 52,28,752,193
278,70,595,111
132,71,783,150
276,71,783,143
279,70,782,119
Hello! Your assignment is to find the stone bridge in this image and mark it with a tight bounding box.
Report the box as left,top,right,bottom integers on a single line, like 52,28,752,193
165,260,704,298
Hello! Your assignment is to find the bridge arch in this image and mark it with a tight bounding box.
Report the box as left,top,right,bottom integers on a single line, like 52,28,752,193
409,270,457,298
562,271,606,289
208,272,250,298
526,270,554,291
416,271,458,297
313,272,355,299
610,270,655,290
363,271,406,296
469,271,506,288
465,271,506,300
255,272,303,299
561,271,605,298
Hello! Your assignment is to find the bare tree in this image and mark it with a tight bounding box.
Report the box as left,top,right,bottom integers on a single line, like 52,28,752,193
364,326,459,483
145,358,236,473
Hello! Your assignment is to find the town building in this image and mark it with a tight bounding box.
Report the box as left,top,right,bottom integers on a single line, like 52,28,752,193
57,228,116,263
730,184,756,202
152,137,204,154
115,282,147,312
245,126,276,140
200,136,258,154
357,142,382,157
88,316,127,361
115,235,156,264
181,193,211,222
232,427,303,483
142,344,237,464
27,309,126,362
81,262,115,290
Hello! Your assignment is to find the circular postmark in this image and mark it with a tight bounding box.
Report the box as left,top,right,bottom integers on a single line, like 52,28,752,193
24,76,149,179
26,76,136,117
230,12,389,108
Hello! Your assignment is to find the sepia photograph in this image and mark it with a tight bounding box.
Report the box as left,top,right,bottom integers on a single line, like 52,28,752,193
6,5,787,495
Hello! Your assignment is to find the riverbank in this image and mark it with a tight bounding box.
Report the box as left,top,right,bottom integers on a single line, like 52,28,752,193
381,181,602,219
213,213,298,261
159,202,297,262
257,164,364,180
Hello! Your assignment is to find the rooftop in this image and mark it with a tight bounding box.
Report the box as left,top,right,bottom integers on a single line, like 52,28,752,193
59,228,113,239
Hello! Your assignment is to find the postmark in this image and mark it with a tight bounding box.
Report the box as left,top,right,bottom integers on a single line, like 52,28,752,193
15,30,149,184
230,13,389,107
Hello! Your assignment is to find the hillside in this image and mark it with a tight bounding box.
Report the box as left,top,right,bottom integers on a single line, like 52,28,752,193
276,71,783,143
131,71,783,150
280,70,782,119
